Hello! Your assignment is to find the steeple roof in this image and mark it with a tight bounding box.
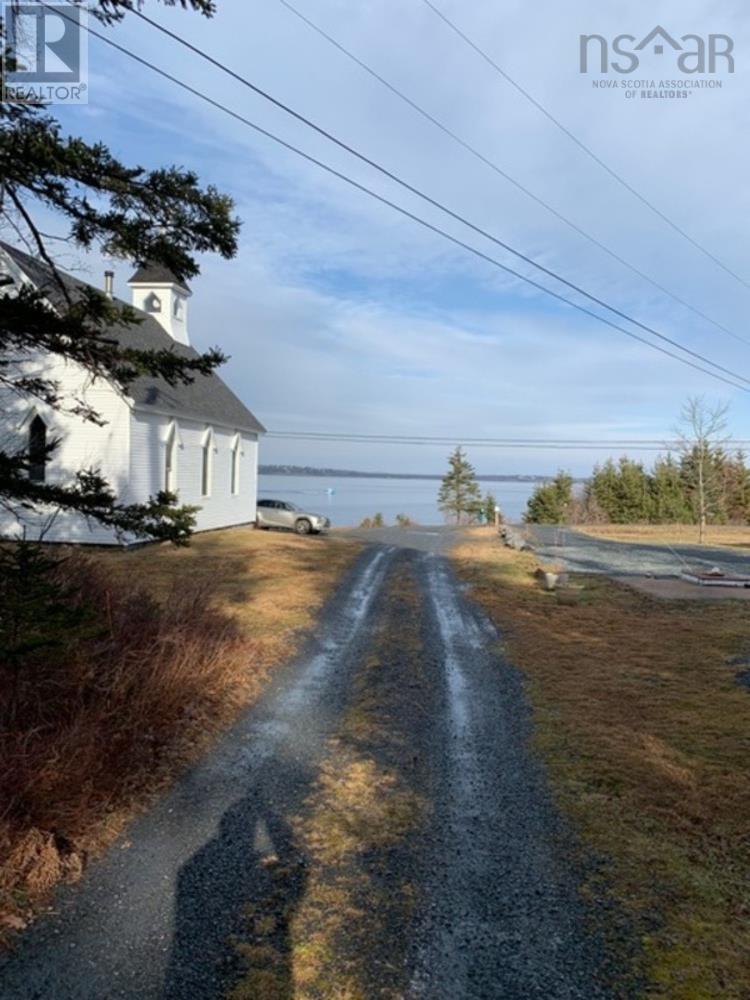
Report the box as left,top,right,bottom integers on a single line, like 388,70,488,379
128,263,191,292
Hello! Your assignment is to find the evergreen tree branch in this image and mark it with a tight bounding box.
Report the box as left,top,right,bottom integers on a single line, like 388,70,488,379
0,0,240,546
5,186,72,306
1,449,197,544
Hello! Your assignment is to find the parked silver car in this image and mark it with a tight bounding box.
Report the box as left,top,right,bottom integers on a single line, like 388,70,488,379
256,498,331,535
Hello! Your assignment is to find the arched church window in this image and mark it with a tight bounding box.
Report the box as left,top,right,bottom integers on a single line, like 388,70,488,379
201,428,213,497
165,422,178,493
231,435,241,495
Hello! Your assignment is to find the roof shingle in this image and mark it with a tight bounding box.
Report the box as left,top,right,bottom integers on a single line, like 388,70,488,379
128,263,191,292
1,241,265,434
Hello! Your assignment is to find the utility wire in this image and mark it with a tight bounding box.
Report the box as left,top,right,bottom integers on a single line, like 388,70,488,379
49,5,750,392
420,0,750,293
276,0,749,348
125,7,750,386
267,431,750,450
265,431,750,452
270,444,673,450
269,433,737,444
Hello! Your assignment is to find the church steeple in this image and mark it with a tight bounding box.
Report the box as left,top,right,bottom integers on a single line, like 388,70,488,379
127,263,192,346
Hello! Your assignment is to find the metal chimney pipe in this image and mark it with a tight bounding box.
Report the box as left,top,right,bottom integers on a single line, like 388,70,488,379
104,270,114,298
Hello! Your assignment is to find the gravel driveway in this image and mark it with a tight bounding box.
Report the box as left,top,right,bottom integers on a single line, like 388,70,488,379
0,529,632,999
528,525,750,577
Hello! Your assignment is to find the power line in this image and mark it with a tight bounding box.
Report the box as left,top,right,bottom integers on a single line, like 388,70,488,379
270,433,728,443
276,0,750,348
267,431,750,451
420,0,750,293
125,7,750,387
272,442,675,452
50,6,750,392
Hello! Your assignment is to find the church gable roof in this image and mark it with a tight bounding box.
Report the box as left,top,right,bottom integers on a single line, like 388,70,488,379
0,242,265,435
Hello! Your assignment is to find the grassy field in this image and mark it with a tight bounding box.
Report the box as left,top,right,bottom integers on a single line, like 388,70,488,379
452,528,750,999
0,528,361,942
578,523,750,549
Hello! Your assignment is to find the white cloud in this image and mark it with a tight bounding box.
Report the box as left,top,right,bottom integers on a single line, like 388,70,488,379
40,0,750,473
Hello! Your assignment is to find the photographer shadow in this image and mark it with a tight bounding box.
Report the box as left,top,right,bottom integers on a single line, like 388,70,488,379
161,764,309,1000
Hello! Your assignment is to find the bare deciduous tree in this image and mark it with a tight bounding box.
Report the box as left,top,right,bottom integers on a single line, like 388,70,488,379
676,396,730,543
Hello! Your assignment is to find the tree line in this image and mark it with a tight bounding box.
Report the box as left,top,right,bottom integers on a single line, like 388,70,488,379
524,398,747,538
524,453,750,525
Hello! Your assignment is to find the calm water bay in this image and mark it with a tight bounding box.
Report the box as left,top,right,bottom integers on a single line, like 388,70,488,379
257,474,537,528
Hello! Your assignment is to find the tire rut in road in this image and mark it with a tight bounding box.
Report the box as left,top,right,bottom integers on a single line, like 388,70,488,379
227,548,630,999
227,551,437,999
408,552,626,999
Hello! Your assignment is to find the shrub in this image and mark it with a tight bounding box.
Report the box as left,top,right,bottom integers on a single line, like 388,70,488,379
360,513,386,528
0,549,252,936
481,492,502,525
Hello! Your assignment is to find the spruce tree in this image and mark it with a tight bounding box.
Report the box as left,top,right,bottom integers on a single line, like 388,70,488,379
722,450,750,524
587,457,652,523
524,471,573,524
651,455,691,523
586,459,619,521
0,0,238,544
438,447,482,524
614,457,652,522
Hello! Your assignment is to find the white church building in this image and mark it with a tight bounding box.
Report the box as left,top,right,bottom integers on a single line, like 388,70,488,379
0,241,265,545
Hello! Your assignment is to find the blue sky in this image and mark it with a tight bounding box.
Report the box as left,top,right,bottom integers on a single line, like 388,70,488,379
39,0,750,475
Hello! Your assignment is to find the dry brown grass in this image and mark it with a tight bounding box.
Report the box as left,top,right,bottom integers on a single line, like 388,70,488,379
90,527,361,664
0,528,360,942
578,522,750,550
452,528,750,999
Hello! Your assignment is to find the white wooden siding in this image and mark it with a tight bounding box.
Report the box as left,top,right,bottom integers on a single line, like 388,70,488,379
0,354,132,544
0,363,259,545
129,410,259,535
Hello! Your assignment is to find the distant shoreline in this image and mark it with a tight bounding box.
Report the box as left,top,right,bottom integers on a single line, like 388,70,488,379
259,465,554,483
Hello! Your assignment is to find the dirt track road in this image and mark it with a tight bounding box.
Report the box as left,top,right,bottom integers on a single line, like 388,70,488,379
1,529,630,999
